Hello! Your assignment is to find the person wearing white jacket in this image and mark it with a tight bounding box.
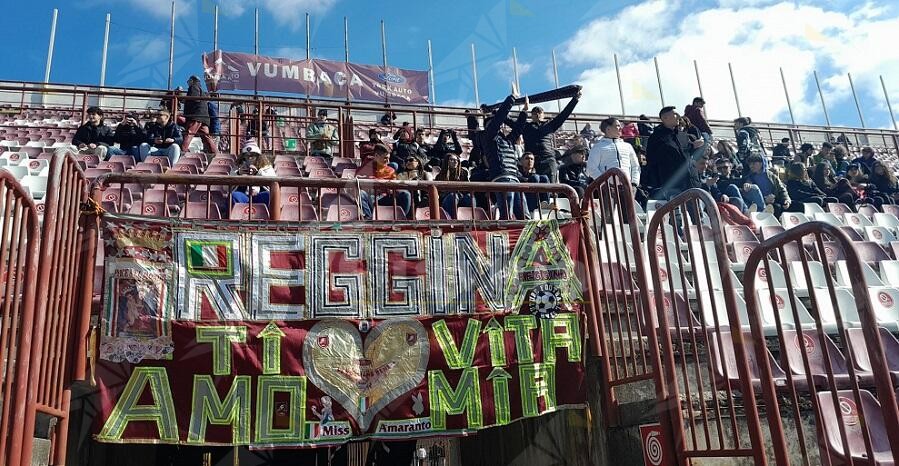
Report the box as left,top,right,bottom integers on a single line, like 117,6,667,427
587,118,641,185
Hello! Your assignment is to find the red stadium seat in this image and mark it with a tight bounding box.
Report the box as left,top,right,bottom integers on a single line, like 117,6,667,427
229,203,271,221
280,204,318,221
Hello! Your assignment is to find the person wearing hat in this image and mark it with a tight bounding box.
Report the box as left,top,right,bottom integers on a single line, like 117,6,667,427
181,75,218,155
517,90,582,183
306,109,339,159
230,144,276,206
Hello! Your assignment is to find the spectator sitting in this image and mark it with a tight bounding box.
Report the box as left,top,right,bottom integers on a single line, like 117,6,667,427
359,129,382,163
380,109,397,126
734,117,766,171
714,158,765,213
715,140,740,169
692,154,747,212
851,146,878,175
868,162,899,203
812,142,836,172
812,162,857,206
231,145,276,206
180,76,218,155
785,162,834,211
67,106,118,159
111,112,145,158
396,154,434,208
794,143,815,166
742,154,790,215
518,151,549,216
357,144,412,218
391,122,418,167
587,117,641,185
580,122,596,141
559,146,592,198
845,163,868,188
832,145,850,175
436,152,472,215
306,109,339,158
140,109,183,163
772,138,791,160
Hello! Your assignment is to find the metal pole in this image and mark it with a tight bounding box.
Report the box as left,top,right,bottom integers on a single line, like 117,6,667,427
254,8,259,55
381,20,388,104
512,47,521,93
343,17,349,63
814,70,832,126
427,39,436,105
780,67,796,125
728,62,742,117
305,13,311,60
167,2,175,90
551,48,561,112
653,56,664,107
213,5,219,51
848,72,866,128
471,43,480,107
882,75,897,131
44,8,58,83
693,59,706,116
614,53,625,115
100,13,110,87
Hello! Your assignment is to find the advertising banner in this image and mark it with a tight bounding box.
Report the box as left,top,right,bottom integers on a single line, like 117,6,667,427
203,50,430,104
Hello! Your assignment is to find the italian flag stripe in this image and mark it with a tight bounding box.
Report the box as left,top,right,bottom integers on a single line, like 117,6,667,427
189,244,227,270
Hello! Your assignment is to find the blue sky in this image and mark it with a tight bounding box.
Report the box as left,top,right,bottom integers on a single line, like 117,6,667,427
2,0,898,129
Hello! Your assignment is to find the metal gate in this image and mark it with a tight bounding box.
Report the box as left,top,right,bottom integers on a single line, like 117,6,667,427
743,221,899,465
644,189,769,464
0,171,43,466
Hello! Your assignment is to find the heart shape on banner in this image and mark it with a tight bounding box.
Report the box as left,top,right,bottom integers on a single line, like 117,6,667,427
302,319,429,431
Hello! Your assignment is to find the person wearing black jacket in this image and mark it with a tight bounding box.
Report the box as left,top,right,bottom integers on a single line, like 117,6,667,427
784,162,835,210
644,106,699,199
180,76,218,155
71,106,117,159
559,146,593,198
140,109,184,164
428,129,463,167
482,94,527,219
517,90,581,182
115,113,146,157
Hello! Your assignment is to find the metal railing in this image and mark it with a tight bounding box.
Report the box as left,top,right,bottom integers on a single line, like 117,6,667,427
743,222,899,465
0,172,42,466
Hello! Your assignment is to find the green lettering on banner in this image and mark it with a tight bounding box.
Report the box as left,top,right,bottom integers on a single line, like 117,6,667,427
487,367,512,426
540,313,583,363
504,315,537,363
98,367,178,442
187,375,251,444
255,376,307,444
433,319,481,369
427,368,483,430
258,322,286,375
196,326,247,376
519,363,557,418
481,317,507,367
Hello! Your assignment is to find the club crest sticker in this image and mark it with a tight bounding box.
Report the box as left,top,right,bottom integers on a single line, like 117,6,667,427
529,284,562,318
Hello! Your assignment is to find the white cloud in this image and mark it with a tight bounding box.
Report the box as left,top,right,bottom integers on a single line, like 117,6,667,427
494,57,533,79
260,0,339,28
557,0,899,128
122,0,195,19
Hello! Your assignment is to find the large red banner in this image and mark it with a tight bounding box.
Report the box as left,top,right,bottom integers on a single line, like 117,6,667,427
95,217,587,446
202,50,431,104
